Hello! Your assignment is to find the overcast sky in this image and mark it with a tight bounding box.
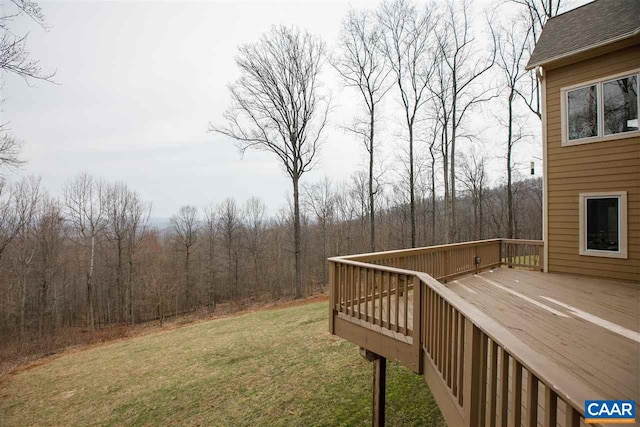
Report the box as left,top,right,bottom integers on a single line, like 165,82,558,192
3,0,584,218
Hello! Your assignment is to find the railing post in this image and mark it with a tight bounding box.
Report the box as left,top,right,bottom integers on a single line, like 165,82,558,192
538,243,545,272
328,260,335,335
463,318,483,426
412,276,423,374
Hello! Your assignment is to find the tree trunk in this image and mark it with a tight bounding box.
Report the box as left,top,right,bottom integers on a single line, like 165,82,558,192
430,156,436,245
442,128,450,244
39,274,47,336
128,251,134,325
369,105,376,252
87,235,96,330
450,83,458,244
293,174,302,299
20,273,27,338
185,244,190,310
409,126,416,248
116,237,123,322
208,235,216,312
507,91,514,239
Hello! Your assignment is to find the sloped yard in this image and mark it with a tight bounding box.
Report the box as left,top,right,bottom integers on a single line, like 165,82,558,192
0,301,444,426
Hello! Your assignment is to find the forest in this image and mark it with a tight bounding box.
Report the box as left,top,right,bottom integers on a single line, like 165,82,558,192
0,0,555,362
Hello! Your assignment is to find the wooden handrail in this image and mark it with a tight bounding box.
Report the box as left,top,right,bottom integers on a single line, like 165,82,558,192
500,239,543,245
338,239,503,262
329,238,603,426
416,272,605,421
327,257,419,276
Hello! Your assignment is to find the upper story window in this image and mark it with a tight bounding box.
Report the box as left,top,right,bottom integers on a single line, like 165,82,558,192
562,70,639,145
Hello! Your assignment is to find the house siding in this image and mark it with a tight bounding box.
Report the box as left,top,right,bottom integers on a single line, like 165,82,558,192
544,44,640,282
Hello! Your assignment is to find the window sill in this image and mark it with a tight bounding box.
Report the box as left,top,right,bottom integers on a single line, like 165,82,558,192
562,130,640,147
579,249,628,259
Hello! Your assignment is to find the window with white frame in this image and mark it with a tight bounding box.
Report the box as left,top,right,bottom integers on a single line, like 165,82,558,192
579,192,628,259
563,71,639,144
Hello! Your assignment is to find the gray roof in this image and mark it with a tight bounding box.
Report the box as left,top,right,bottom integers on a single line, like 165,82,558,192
526,0,640,69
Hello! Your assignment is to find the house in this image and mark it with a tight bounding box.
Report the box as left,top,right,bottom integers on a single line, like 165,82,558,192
327,1,639,426
526,0,640,282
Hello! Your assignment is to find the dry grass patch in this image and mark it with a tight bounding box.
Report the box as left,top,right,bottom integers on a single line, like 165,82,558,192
0,302,444,426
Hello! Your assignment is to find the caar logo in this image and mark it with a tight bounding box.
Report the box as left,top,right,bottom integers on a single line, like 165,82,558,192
585,400,636,424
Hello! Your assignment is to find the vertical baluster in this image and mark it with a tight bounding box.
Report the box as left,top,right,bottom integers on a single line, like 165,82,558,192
438,298,444,371
526,371,538,427
452,309,459,396
545,387,558,427
479,333,488,427
349,265,354,316
435,295,441,367
443,302,449,379
431,289,436,354
510,360,523,427
457,315,465,407
354,267,362,319
489,341,498,426
565,404,580,427
447,305,454,387
339,264,344,313
377,270,383,327
357,267,362,319
394,274,400,332
364,268,369,322
500,348,509,427
371,269,376,324
344,265,349,315
404,275,409,334
385,272,391,329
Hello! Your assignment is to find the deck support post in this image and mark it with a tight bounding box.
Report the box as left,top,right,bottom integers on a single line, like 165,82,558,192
373,356,386,427
328,261,335,334
360,348,386,427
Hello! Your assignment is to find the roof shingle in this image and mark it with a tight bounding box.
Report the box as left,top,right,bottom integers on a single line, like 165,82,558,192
526,0,640,69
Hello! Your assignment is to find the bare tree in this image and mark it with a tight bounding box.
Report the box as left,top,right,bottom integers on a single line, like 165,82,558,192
63,173,107,329
217,198,240,298
0,0,54,81
332,8,391,251
0,132,25,171
170,206,199,311
203,205,217,311
0,176,40,262
460,152,487,240
304,178,335,288
243,197,267,294
105,182,130,322
124,189,149,324
210,25,329,299
378,0,436,248
435,0,496,242
508,0,566,119
32,194,63,335
495,19,530,238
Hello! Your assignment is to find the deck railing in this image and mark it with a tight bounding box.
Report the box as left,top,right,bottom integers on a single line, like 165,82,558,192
329,239,604,427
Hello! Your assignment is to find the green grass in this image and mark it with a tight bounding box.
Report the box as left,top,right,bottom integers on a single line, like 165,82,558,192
0,301,444,426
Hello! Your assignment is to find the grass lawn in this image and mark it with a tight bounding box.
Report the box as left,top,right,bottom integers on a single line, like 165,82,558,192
0,300,444,426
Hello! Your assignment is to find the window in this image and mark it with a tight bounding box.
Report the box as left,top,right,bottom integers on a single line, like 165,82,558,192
603,75,638,135
568,85,598,140
562,70,640,145
579,192,628,259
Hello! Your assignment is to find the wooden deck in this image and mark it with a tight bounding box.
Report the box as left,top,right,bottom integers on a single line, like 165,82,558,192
329,239,640,426
449,268,640,407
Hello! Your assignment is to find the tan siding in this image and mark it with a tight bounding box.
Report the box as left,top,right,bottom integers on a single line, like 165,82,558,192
545,44,640,282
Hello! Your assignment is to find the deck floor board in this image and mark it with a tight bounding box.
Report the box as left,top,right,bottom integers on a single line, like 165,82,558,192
449,268,640,407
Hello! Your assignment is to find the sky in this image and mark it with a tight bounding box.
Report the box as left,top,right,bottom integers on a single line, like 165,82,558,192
2,0,582,219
